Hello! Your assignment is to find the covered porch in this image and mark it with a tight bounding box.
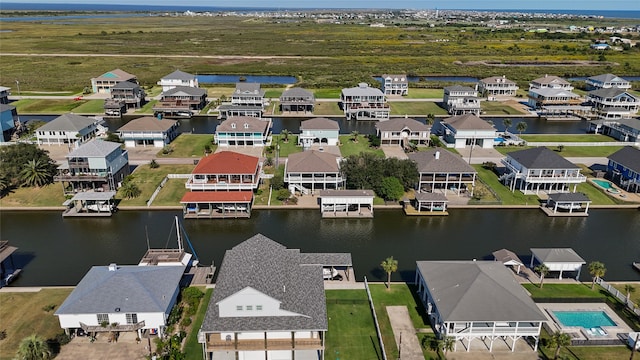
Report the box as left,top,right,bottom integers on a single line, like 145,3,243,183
543,192,591,217
530,248,586,280
318,190,374,218
181,191,253,219
405,192,449,216
62,191,117,217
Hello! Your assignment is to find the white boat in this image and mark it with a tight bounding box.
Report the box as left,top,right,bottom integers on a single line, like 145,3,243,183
323,267,339,280
555,203,582,211
3,269,21,286
86,202,114,212
323,205,347,211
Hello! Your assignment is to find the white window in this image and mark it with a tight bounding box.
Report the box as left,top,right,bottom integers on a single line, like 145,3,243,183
126,313,138,324
97,313,109,324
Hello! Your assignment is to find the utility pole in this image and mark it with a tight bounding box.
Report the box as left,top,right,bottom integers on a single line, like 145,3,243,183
15,80,20,96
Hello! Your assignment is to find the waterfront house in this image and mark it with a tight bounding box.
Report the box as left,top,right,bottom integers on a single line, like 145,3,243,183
199,234,334,360
117,116,179,148
478,75,519,98
530,248,585,280
153,86,208,117
408,149,477,195
528,75,573,91
284,150,344,194
319,189,374,218
218,83,265,119
298,117,339,148
415,261,546,352
215,116,272,147
36,113,100,147
607,146,640,193
0,86,10,104
280,87,315,113
108,81,146,110
54,139,130,194
381,74,408,96
443,85,480,116
586,88,640,119
55,264,184,338
438,113,496,149
91,69,137,94
526,88,581,110
0,104,18,142
185,151,261,192
501,147,586,194
589,118,640,142
340,83,390,120
157,69,199,92
375,117,430,147
585,73,631,90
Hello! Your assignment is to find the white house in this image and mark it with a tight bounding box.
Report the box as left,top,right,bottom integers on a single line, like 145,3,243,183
375,117,430,147
285,150,344,193
298,117,340,148
199,234,338,360
529,75,573,91
340,83,390,120
55,264,184,338
215,116,272,147
415,261,547,352
586,74,631,90
36,113,101,147
381,74,409,96
530,248,586,280
443,85,480,116
587,88,640,120
117,116,179,148
478,76,519,98
157,70,199,92
438,114,496,149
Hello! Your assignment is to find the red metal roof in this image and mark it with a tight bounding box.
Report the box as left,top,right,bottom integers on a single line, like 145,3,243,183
192,151,259,175
180,191,254,203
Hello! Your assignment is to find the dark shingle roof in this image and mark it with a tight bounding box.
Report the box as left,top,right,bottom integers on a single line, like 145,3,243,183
444,85,476,93
547,192,591,203
442,114,495,131
112,81,140,90
408,149,476,174
588,88,635,99
200,234,328,332
37,114,97,132
587,73,628,83
286,151,340,173
608,146,640,173
163,86,206,97
162,70,195,81
507,147,579,169
531,248,585,263
281,87,314,98
415,192,448,202
375,117,430,132
300,118,339,131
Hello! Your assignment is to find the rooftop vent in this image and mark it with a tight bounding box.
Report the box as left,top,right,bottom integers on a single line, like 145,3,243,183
435,151,440,160
108,263,118,271
358,82,368,88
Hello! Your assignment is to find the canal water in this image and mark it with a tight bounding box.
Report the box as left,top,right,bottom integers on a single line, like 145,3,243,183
1,209,639,286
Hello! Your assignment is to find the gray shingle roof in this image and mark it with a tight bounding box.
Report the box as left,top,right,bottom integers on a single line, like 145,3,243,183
531,248,586,263
530,88,579,98
479,76,516,85
342,83,384,97
507,147,579,170
416,261,547,322
162,70,196,81
299,253,353,266
444,85,476,93
442,114,495,131
200,234,328,332
286,150,340,173
587,73,628,83
547,192,591,203
217,116,270,133
319,189,375,197
234,83,264,96
55,265,184,315
163,86,206,97
608,146,640,173
588,88,636,99
117,117,177,132
415,192,448,202
66,139,122,158
0,104,16,112
281,87,314,98
300,118,339,130
112,81,140,90
37,114,97,132
492,249,524,266
531,75,570,85
408,149,476,174
381,74,408,83
375,117,430,132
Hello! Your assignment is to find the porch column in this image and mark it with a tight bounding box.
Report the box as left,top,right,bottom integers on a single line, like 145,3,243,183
584,202,590,215
576,266,582,280
559,269,563,280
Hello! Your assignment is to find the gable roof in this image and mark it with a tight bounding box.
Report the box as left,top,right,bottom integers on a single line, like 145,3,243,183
547,192,591,203
530,88,580,98
37,114,97,132
531,248,586,263
588,88,638,100
416,261,546,322
587,73,629,83
234,83,264,96
286,150,340,173
342,83,384,97
492,249,524,266
66,139,122,158
375,117,430,132
281,87,314,98
162,70,196,81
381,74,408,83
300,117,339,131
531,75,570,85
117,117,177,132
200,234,328,332
408,149,476,174
111,81,140,90
608,146,640,173
55,265,184,315
507,147,579,169
444,85,476,93
92,69,136,81
217,116,270,133
479,76,516,85
441,114,495,131
193,151,259,175
162,86,206,97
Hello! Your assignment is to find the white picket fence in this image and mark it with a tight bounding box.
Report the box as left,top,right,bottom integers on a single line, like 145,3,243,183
526,141,638,147
596,277,640,317
146,174,190,207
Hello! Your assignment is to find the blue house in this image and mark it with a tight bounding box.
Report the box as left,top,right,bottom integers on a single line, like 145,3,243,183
607,146,640,193
0,104,17,142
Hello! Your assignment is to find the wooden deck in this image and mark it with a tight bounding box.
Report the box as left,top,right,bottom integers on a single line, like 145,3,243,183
540,206,588,217
321,209,373,218
62,208,113,217
403,206,449,216
182,265,216,286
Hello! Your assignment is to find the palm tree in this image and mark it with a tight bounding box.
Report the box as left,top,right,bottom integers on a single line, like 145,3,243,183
281,129,290,143
516,121,527,136
351,130,359,143
425,113,435,126
120,182,141,199
19,159,52,187
625,284,636,303
441,336,455,356
534,264,550,288
15,334,51,360
588,261,606,290
0,172,10,195
547,331,571,360
380,256,398,290
502,118,512,133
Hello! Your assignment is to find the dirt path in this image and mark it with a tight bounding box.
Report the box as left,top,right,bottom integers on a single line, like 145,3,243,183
1,52,329,60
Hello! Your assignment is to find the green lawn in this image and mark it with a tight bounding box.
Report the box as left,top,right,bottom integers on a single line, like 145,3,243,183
481,102,526,115
71,99,106,113
538,328,632,360
521,134,616,142
151,179,187,206
158,134,215,158
405,88,443,99
0,183,66,207
314,89,342,99
575,181,625,205
264,89,283,98
325,290,381,360
271,135,302,157
184,288,212,360
12,99,84,113
472,164,540,205
117,164,194,206
390,102,448,116
134,100,158,114
494,145,623,158
522,283,608,299
313,102,342,115
612,283,640,304
339,135,384,158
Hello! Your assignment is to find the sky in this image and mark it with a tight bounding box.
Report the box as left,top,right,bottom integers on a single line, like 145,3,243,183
11,0,640,11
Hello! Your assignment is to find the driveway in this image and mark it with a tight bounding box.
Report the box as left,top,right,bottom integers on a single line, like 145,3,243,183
56,332,149,360
386,306,424,360
382,146,408,160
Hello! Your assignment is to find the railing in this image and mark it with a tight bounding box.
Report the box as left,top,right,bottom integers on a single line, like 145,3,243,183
364,276,387,360
524,174,587,183
596,277,640,317
55,175,108,182
80,321,145,332
186,182,257,191
207,338,322,351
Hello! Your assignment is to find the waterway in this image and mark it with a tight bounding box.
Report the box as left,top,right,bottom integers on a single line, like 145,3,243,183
1,209,639,286
196,75,297,85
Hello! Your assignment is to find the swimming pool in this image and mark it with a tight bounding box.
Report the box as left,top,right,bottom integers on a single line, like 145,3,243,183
592,179,620,193
552,311,616,328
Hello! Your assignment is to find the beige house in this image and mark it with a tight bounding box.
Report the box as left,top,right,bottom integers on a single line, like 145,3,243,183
408,149,477,195
375,117,430,147
91,69,137,94
285,150,344,194
478,75,519,98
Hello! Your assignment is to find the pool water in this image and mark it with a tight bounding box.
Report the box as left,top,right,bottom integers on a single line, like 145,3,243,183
553,311,616,328
592,179,613,189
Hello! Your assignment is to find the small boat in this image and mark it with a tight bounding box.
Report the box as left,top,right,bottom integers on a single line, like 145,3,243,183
86,202,114,212
556,203,582,211
3,269,22,286
323,267,339,280
633,262,640,272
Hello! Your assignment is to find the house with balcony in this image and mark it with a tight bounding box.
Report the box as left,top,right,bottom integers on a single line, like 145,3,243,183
185,151,261,192
415,261,546,353
280,88,315,113
91,69,137,94
589,118,640,142
375,117,430,147
153,86,208,118
340,83,390,120
0,86,10,104
585,73,631,90
55,263,184,338
215,116,271,147
438,113,496,149
501,147,586,194
198,234,331,360
36,113,100,147
0,104,18,142
408,149,477,196
381,74,409,96
526,88,582,110
443,85,480,116
157,69,199,92
298,117,339,148
285,150,344,194
108,81,146,110
117,117,179,148
218,83,265,119
478,76,519,98
529,75,573,91
55,139,130,194
587,88,640,119
607,146,640,193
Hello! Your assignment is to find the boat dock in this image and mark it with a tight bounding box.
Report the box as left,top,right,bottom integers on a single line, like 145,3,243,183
182,264,216,286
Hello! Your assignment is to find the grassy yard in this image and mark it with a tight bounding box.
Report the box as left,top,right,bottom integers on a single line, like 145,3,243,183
0,288,74,360
134,100,158,114
70,99,105,114
158,134,215,158
0,183,66,207
481,101,527,115
472,164,540,205
612,283,640,304
522,283,608,300
12,99,84,113
405,88,443,99
520,134,616,142
537,328,632,360
575,181,626,205
271,135,302,157
313,102,342,115
151,179,188,206
494,145,623,158
314,89,342,99
339,135,384,158
390,102,448,116
117,164,194,206
325,290,381,360
184,288,213,360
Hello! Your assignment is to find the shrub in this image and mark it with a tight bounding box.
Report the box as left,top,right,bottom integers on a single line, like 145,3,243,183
167,305,183,326
368,134,381,147
180,317,192,328
276,188,291,201
55,332,72,346
289,196,298,205
264,156,274,167
0,329,6,340
42,304,56,312
271,174,284,190
149,159,159,169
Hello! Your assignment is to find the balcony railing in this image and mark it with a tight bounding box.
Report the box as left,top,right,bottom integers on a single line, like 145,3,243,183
80,321,145,332
207,338,322,351
55,174,108,182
